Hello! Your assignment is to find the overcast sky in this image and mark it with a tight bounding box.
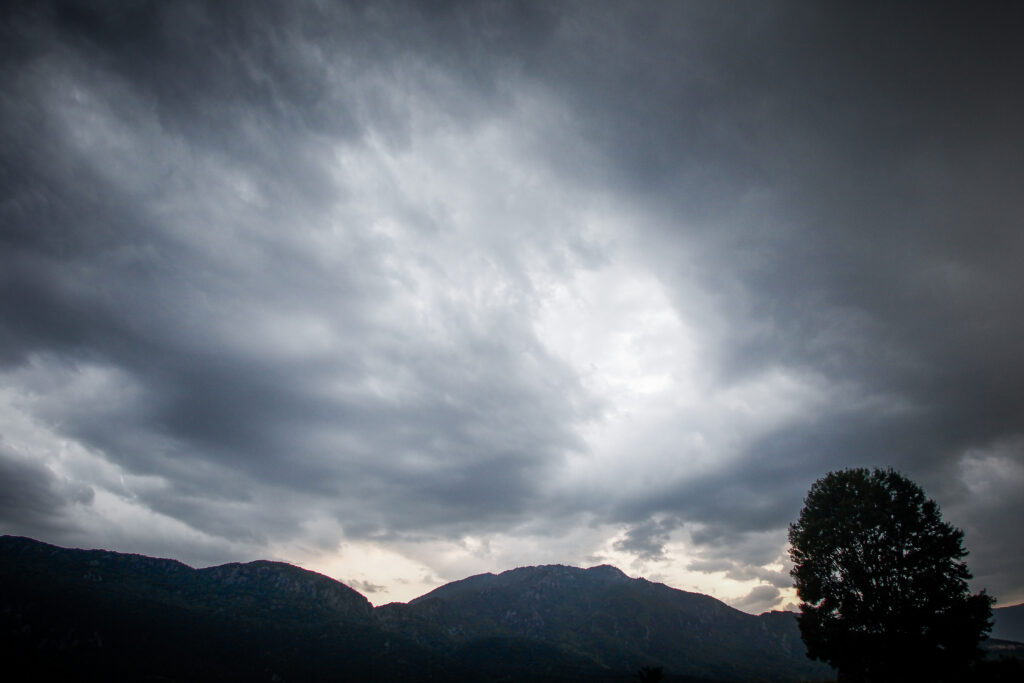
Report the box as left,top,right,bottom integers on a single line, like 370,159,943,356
2,1,1023,613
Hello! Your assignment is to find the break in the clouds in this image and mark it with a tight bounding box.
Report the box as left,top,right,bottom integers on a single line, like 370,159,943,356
2,1,1023,610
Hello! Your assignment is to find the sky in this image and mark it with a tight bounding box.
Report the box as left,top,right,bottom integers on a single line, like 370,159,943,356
2,1,1023,614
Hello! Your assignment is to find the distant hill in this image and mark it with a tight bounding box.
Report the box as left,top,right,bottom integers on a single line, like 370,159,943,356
1,535,832,681
0,535,463,682
994,603,1024,644
378,563,831,682
12,535,1021,681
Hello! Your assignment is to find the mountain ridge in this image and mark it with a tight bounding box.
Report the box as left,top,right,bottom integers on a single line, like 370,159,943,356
992,602,1024,644
4,535,1020,681
378,561,827,681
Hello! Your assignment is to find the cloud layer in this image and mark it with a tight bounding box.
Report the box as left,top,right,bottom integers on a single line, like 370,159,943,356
2,1,1022,609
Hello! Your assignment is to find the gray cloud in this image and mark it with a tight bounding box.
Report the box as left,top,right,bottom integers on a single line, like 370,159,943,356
2,0,1022,608
0,443,92,535
613,517,679,561
535,2,1024,596
0,0,592,557
733,585,783,616
686,558,790,591
0,450,68,526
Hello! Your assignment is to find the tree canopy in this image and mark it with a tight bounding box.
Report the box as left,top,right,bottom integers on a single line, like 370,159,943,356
788,468,993,682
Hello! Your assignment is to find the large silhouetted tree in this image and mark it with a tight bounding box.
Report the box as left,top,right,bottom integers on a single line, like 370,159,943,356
789,468,993,682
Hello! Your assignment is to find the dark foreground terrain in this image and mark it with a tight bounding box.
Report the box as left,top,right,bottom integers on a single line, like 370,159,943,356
2,536,1020,682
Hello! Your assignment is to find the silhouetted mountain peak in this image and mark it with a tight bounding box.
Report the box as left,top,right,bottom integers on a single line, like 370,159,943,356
0,535,373,625
1,536,451,681
993,603,1024,643
376,560,833,681
3,537,836,682
198,559,373,621
408,563,635,607
584,563,630,580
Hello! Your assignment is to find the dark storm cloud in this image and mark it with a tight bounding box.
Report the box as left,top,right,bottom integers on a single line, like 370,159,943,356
0,443,92,533
0,0,585,550
612,517,678,561
2,0,1022,605
347,578,387,595
534,1,1024,390
535,2,1024,590
733,584,782,615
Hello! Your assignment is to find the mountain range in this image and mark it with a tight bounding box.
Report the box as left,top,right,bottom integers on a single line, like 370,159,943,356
992,602,1024,644
3,536,1020,682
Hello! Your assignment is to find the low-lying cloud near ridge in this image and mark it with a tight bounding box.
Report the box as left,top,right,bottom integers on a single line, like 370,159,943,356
2,1,1023,613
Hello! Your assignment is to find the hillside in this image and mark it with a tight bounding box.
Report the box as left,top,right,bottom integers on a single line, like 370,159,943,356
994,603,1024,644
1,535,833,681
11,535,1022,681
377,563,831,682
0,536,461,682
